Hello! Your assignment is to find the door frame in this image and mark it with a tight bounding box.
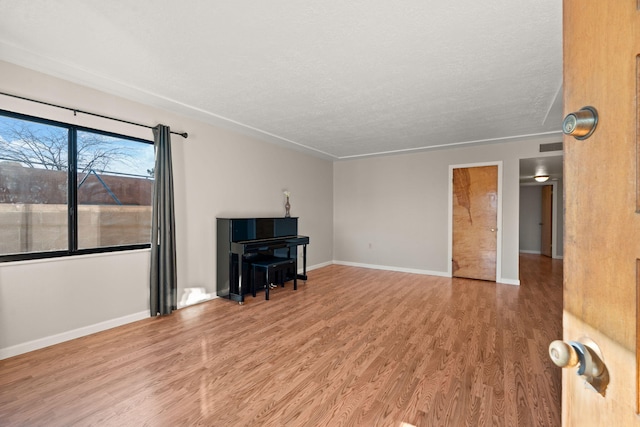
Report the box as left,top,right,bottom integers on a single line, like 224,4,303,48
549,180,560,259
448,161,505,283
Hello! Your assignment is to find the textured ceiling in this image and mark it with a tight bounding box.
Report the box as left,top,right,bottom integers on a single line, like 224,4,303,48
0,0,563,160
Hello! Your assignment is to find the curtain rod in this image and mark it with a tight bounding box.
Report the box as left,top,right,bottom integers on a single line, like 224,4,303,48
0,91,188,139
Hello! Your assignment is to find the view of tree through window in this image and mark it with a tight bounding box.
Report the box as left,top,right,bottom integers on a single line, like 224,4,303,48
0,111,155,259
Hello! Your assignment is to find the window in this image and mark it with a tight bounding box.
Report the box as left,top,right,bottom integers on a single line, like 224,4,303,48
0,110,155,261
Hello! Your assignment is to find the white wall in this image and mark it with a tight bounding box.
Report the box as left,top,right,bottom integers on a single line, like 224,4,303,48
334,139,561,283
0,61,334,358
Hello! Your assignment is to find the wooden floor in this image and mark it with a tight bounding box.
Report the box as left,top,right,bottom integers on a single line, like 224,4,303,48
0,254,562,426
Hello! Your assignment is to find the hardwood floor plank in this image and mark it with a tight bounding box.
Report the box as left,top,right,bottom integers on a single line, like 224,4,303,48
0,254,562,426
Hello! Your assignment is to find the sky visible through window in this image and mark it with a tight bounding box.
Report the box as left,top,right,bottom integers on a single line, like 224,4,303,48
0,115,154,178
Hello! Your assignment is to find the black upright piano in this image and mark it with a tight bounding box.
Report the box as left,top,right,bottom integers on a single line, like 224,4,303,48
217,217,309,304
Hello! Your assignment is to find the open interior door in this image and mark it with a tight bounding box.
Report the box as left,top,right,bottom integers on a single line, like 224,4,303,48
559,0,640,424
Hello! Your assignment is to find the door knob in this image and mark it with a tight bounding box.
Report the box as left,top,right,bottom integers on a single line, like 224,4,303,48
562,106,598,140
549,340,579,368
549,338,609,395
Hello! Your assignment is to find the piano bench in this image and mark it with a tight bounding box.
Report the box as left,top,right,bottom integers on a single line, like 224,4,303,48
251,258,297,300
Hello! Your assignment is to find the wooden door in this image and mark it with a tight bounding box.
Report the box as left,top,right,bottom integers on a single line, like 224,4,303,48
563,0,640,424
452,165,498,281
541,185,552,257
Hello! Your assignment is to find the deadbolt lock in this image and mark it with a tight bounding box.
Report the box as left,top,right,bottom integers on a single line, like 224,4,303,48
562,106,598,140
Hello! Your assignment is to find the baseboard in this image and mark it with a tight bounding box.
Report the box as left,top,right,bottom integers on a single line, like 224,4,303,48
333,260,520,285
304,261,333,272
0,310,149,360
498,278,520,286
333,260,450,278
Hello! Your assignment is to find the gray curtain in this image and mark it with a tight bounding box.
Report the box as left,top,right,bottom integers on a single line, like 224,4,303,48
150,125,177,316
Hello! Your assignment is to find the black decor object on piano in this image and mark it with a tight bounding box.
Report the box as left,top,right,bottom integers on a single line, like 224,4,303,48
217,217,309,304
